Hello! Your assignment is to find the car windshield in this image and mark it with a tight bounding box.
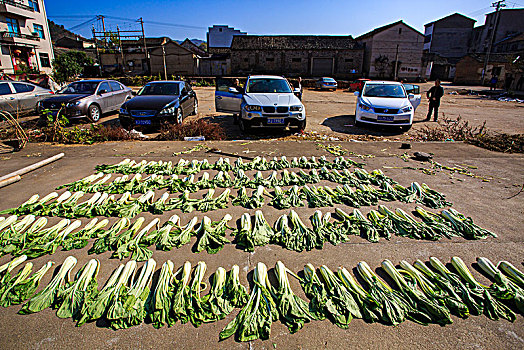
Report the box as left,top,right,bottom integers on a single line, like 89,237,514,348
246,78,292,93
60,82,99,94
139,83,179,96
324,78,335,82
362,84,406,98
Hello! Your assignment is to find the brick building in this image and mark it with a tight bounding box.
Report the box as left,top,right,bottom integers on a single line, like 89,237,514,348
230,35,363,79
356,20,425,81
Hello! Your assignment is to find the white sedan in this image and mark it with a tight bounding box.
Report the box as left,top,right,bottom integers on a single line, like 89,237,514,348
354,81,421,130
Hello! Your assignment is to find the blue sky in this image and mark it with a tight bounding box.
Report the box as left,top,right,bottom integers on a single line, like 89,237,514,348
45,0,524,40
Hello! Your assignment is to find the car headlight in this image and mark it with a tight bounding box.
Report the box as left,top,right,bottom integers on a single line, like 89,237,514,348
359,102,372,111
119,107,129,115
399,106,413,113
290,105,303,112
159,106,176,115
245,105,261,112
66,101,81,108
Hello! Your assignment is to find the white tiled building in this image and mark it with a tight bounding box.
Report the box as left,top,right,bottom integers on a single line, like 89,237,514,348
0,0,54,74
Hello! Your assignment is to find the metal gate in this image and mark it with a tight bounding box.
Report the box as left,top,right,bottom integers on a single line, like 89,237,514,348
311,57,333,76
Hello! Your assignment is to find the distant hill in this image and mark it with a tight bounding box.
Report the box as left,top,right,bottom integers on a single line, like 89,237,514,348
175,39,205,46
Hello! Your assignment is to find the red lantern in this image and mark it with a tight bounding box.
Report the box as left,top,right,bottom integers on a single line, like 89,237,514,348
13,49,22,55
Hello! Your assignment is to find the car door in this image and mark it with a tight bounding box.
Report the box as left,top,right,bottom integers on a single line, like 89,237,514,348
0,82,16,114
12,82,38,114
185,82,196,114
405,84,422,110
179,83,192,117
215,77,242,113
109,81,127,111
96,81,112,113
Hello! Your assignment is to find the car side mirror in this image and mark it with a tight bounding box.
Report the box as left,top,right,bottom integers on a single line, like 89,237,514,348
98,89,108,95
354,91,360,97
408,93,415,99
293,88,301,93
228,87,239,94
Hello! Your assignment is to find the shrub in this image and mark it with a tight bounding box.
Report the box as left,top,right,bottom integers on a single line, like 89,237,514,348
156,119,226,141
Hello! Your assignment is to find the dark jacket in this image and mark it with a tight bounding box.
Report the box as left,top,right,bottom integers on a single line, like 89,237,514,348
427,86,444,105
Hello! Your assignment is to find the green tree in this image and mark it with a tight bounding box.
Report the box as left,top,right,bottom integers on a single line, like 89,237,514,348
52,50,94,83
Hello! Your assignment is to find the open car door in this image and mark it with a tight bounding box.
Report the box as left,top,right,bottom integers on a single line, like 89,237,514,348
404,84,422,111
215,78,242,114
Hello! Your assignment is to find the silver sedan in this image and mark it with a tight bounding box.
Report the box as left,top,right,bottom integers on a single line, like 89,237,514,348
0,80,53,116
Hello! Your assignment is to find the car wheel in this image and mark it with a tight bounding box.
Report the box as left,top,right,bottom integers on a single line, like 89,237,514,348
191,100,198,115
239,118,251,133
233,114,239,125
88,104,101,122
354,120,363,128
176,108,183,124
297,120,306,133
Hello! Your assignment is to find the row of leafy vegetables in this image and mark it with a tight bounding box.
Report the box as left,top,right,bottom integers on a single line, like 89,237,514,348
0,180,450,220
94,156,365,175
0,255,522,341
0,206,495,260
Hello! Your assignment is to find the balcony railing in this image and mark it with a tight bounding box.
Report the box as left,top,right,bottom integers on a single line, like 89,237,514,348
0,0,34,12
1,31,40,41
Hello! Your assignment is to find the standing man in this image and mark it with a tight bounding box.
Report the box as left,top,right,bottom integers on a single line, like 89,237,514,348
489,75,498,90
294,77,303,100
425,79,444,122
231,78,244,94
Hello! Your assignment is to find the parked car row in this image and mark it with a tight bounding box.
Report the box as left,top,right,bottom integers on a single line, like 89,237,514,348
1,76,421,133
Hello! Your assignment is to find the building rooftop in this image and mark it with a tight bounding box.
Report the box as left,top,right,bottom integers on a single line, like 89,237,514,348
356,20,423,40
230,35,360,50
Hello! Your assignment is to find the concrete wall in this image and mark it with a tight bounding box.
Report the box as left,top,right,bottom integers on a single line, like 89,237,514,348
230,48,363,78
425,15,475,59
149,42,197,76
0,0,54,74
472,9,524,53
454,55,509,85
360,23,425,80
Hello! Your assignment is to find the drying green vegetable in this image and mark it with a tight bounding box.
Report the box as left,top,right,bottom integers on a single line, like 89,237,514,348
318,265,362,328
337,267,380,323
194,215,232,254
146,260,175,328
219,262,278,342
107,258,156,330
498,261,524,288
89,218,130,255
56,259,99,320
272,261,316,333
19,256,77,315
441,209,496,240
0,261,54,307
451,256,515,322
112,218,159,261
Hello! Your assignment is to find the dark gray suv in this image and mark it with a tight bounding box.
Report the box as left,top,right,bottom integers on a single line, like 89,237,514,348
38,80,133,122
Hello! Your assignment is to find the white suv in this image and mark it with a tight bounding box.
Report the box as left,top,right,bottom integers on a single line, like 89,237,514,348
354,81,421,130
215,75,306,132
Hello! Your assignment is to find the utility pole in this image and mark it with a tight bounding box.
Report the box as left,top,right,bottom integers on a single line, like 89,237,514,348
92,25,101,76
394,44,399,81
162,43,167,80
139,17,150,74
117,26,125,74
481,0,506,85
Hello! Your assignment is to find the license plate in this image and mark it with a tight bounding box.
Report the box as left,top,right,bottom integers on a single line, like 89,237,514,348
267,118,285,124
377,116,394,121
135,119,151,125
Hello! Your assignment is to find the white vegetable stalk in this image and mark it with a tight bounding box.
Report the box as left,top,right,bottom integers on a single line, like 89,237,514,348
0,255,27,274
498,261,524,288
0,215,18,232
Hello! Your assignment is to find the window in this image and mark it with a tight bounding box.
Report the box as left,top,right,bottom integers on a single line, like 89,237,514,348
345,58,353,62
0,83,12,95
39,52,50,67
424,34,432,43
398,28,402,35
97,82,110,94
33,24,44,39
28,0,40,12
266,57,274,62
110,81,122,91
292,58,301,63
13,83,35,93
6,18,20,34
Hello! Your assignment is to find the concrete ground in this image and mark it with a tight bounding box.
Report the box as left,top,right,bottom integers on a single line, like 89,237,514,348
0,140,522,349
